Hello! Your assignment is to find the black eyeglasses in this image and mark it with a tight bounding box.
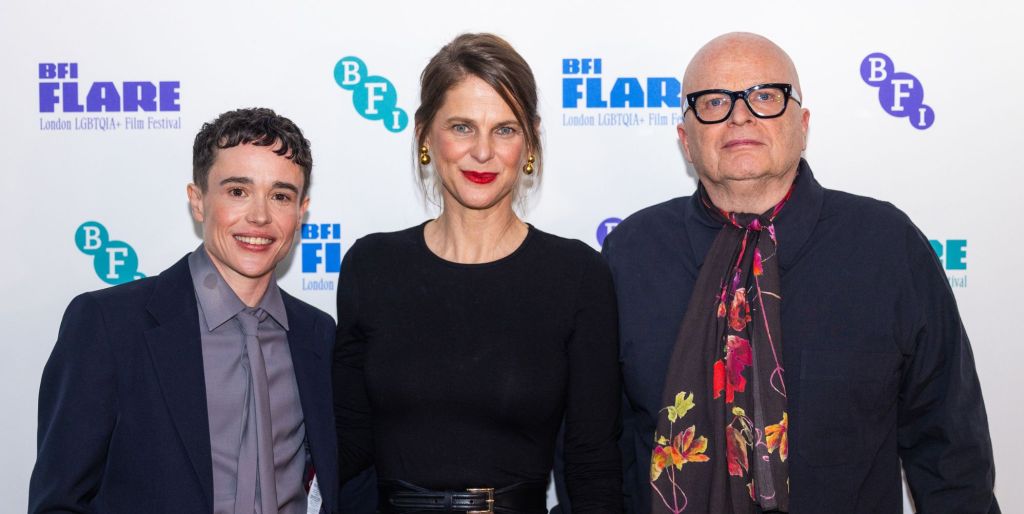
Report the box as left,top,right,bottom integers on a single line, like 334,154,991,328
683,83,802,124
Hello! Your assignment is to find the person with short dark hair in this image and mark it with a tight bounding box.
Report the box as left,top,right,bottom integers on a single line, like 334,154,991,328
606,33,999,513
29,107,364,513
192,107,314,201
333,33,623,513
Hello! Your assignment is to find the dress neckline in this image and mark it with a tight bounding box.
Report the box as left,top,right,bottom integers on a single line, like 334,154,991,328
416,220,536,269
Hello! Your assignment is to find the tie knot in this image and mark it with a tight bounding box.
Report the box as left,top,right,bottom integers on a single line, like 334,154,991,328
238,308,266,336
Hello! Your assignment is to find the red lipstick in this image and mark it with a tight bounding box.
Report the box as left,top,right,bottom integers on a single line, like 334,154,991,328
462,170,498,184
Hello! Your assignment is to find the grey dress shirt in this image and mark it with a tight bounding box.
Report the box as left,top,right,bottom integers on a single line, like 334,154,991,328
189,246,309,514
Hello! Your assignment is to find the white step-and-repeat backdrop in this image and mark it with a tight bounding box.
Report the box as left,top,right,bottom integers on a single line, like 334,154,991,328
2,1,1020,511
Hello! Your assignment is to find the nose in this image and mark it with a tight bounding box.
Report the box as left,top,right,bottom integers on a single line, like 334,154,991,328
246,196,271,225
728,97,755,125
469,133,494,163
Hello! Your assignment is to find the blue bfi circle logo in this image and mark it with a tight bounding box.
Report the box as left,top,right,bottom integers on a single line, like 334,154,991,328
334,57,408,133
75,221,145,285
596,217,622,246
860,53,934,130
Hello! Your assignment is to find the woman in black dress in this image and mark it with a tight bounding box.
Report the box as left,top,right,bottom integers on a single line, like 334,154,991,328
333,33,622,513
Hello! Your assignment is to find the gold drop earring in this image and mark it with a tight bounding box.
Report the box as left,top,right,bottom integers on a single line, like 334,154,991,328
522,154,535,175
419,145,431,165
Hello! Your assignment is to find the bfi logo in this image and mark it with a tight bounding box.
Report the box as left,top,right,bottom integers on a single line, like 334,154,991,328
596,217,622,246
301,223,342,273
929,239,967,270
562,58,681,109
334,57,408,133
39,62,180,113
75,221,145,285
860,53,934,130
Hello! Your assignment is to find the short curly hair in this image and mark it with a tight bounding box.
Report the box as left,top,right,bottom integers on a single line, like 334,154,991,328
192,107,313,199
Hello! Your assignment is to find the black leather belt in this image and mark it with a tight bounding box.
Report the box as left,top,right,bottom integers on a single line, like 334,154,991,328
378,479,548,513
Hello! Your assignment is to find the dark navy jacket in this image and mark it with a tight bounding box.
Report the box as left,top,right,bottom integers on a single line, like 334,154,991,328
603,163,998,513
29,255,376,513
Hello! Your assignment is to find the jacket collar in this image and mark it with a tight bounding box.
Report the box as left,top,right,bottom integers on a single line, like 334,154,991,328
143,255,214,509
685,158,824,272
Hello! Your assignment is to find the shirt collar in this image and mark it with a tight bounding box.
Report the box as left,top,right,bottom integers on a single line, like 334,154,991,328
257,272,289,330
188,244,290,331
685,158,824,272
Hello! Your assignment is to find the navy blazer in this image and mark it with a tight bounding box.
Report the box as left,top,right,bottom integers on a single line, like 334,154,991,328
29,255,351,513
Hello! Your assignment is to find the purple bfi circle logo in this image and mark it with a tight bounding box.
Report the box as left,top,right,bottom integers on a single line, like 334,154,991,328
860,53,934,130
596,217,622,247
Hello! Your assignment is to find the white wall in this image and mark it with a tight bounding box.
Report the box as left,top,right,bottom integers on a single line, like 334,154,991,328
2,1,1020,511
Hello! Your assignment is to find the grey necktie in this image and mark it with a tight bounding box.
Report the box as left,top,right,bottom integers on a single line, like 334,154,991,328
236,308,279,514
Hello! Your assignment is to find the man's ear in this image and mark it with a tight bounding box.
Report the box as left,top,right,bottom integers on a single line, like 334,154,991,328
678,121,694,163
800,108,811,151
187,183,204,223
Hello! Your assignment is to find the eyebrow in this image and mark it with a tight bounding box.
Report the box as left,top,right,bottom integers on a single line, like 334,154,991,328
445,116,521,127
219,176,300,194
219,176,253,186
273,181,300,194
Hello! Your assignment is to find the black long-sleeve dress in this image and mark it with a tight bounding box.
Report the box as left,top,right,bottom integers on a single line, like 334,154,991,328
333,223,623,512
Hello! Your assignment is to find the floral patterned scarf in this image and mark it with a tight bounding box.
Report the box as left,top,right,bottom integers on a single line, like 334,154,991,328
650,179,794,513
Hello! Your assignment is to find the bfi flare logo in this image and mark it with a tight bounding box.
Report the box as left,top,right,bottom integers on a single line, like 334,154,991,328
561,58,683,127
300,223,341,291
562,59,682,109
75,222,145,285
860,53,934,130
333,57,408,133
39,63,180,113
38,62,182,131
930,239,968,288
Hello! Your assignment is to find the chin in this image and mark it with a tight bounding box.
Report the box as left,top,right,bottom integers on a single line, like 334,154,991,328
725,170,772,182
234,266,272,280
458,200,502,211
234,257,279,278
449,190,512,211
717,160,775,181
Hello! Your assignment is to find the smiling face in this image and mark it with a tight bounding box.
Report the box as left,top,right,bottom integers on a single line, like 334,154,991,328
422,75,527,214
678,33,810,189
187,142,309,298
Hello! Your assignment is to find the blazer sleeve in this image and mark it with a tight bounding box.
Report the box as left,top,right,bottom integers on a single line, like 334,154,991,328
897,226,999,513
29,293,118,514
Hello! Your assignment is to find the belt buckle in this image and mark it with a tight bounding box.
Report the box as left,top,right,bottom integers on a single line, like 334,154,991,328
466,487,494,514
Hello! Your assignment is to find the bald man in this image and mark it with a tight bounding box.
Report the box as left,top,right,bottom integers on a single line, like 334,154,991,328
603,33,999,513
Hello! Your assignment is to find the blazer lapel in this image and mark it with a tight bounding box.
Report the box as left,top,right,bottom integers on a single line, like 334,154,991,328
143,256,214,509
283,294,337,509
283,293,327,425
